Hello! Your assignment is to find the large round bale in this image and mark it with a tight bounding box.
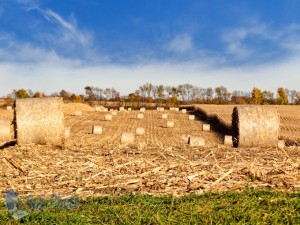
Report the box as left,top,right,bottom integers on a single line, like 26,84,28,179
137,113,144,119
128,108,132,111
140,108,146,112
15,97,65,146
181,134,190,143
166,121,174,128
95,106,101,112
6,106,12,111
224,135,233,146
0,119,11,142
121,132,135,144
232,106,279,147
136,127,145,136
174,108,179,112
93,125,103,134
181,109,187,114
188,136,205,147
119,107,124,111
111,111,118,116
202,124,210,132
189,115,195,120
104,114,112,121
162,114,168,119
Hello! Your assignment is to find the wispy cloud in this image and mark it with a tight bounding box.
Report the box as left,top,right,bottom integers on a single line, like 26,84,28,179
166,34,194,53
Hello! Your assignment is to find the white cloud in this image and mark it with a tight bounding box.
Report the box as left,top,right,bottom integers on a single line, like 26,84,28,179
166,34,193,53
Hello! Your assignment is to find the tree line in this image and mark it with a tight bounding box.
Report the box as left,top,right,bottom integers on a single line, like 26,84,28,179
3,83,300,106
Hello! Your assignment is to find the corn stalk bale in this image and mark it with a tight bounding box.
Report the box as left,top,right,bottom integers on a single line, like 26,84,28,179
188,136,205,147
202,124,210,132
181,109,187,114
232,106,279,147
0,119,11,142
140,108,146,112
224,135,233,146
137,113,144,119
74,110,82,116
136,127,145,136
167,121,174,128
119,107,124,111
162,114,168,119
15,97,64,146
104,114,112,121
121,132,135,144
93,125,103,134
6,106,12,111
111,111,118,116
128,108,132,111
189,115,195,120
65,127,71,139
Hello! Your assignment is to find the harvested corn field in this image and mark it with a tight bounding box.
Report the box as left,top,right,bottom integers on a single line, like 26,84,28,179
195,104,300,145
0,104,300,201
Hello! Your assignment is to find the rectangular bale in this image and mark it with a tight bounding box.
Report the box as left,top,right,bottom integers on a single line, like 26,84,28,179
16,97,65,146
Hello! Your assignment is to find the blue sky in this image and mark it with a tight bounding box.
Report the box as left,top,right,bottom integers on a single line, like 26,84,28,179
0,0,300,96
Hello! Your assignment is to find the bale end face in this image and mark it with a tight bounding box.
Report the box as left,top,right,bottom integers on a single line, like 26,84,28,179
140,108,146,112
189,115,195,120
128,108,132,111
111,111,118,116
119,107,125,111
136,127,145,136
181,109,187,114
224,135,233,146
162,114,168,119
232,106,279,148
202,124,210,132
121,132,135,144
167,121,174,128
93,125,103,134
137,113,144,119
181,134,190,143
104,114,112,121
15,97,65,146
188,136,205,147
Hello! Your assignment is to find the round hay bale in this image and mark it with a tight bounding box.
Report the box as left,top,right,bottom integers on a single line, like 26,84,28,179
232,106,279,147
181,109,187,114
181,134,190,143
202,124,210,132
128,108,132,111
95,106,101,112
162,114,168,119
74,110,82,116
64,127,70,139
136,127,145,136
137,113,144,119
104,114,112,121
166,121,174,128
121,132,135,144
189,115,195,120
0,119,11,142
119,107,125,111
6,106,12,111
277,140,285,149
188,136,205,147
15,97,65,146
174,108,179,112
140,108,146,112
103,108,108,112
170,107,174,111
224,135,233,146
111,111,118,116
93,125,103,135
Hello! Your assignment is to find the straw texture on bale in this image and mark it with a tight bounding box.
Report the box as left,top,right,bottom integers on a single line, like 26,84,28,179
162,114,168,119
188,115,195,120
93,125,103,135
136,127,145,136
74,110,82,116
188,136,205,147
167,121,174,128
121,132,135,144
224,135,233,146
104,114,112,121
202,124,210,131
232,106,279,147
0,119,11,142
15,98,64,146
181,109,187,114
64,127,70,139
137,113,144,119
